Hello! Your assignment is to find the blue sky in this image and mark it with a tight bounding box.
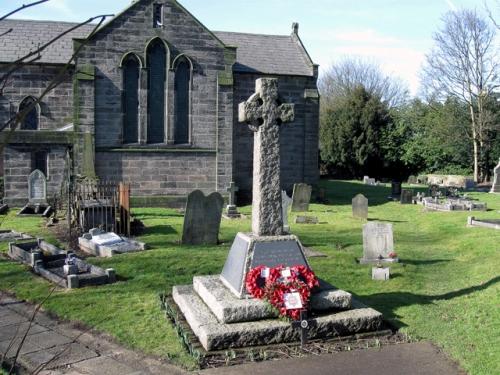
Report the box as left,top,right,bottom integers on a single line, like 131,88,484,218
1,0,496,95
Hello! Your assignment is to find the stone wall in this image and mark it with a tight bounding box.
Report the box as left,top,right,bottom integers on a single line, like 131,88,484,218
0,64,74,130
233,73,319,202
75,0,232,197
4,145,67,206
94,151,217,196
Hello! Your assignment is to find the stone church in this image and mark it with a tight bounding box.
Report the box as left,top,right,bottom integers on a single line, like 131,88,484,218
0,0,319,206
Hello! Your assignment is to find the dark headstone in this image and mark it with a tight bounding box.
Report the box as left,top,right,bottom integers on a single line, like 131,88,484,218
352,194,368,220
291,183,312,212
400,189,413,204
182,190,224,245
391,181,402,197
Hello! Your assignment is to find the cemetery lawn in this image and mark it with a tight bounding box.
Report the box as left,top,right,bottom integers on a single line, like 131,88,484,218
0,180,499,374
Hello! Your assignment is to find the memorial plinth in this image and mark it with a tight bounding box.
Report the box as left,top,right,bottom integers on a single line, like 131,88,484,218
169,78,384,351
220,233,309,298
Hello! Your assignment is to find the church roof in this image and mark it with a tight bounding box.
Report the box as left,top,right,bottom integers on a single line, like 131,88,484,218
214,31,314,77
0,19,94,65
0,19,314,76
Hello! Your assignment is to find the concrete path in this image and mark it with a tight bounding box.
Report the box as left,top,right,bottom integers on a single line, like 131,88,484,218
0,293,186,375
200,342,466,375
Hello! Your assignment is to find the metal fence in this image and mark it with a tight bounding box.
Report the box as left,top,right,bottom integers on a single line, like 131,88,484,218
70,180,130,237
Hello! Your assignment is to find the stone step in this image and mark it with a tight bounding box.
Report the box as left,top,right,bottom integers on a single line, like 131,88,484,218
172,284,383,351
193,275,352,324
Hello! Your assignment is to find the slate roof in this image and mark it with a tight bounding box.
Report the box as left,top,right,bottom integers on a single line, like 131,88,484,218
214,31,314,76
0,19,314,76
0,19,94,64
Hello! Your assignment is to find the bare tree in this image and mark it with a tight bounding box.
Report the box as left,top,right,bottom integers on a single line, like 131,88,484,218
319,57,409,108
422,9,499,182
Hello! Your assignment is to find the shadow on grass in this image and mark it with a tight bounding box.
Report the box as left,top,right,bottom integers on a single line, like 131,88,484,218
401,259,451,266
319,179,429,207
368,218,408,223
142,225,177,236
362,275,500,328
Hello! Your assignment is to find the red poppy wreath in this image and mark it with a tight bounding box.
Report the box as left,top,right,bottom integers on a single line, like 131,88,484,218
245,264,319,320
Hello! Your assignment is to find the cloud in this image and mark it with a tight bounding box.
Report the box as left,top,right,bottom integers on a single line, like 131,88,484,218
302,28,427,95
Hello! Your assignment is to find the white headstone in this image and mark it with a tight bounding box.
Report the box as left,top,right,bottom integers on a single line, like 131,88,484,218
361,222,397,264
282,190,292,233
28,169,47,204
491,159,500,193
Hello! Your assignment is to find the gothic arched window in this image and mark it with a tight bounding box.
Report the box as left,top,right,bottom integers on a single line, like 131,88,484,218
122,54,140,144
146,39,167,144
19,96,38,130
174,57,192,144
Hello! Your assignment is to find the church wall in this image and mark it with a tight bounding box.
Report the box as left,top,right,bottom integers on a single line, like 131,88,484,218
0,64,74,130
3,145,67,206
232,73,319,203
94,151,216,196
74,0,229,197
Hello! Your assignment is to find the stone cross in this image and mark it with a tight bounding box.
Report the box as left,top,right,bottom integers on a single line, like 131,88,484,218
239,78,295,236
227,182,239,206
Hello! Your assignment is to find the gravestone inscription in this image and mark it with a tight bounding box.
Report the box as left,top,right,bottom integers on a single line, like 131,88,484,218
28,169,47,204
291,183,312,212
360,222,398,264
182,190,224,245
352,194,368,219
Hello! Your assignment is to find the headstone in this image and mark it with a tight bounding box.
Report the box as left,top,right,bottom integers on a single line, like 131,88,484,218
407,176,417,184
400,189,413,204
28,169,47,204
372,267,390,281
182,190,224,245
391,181,402,197
363,176,376,185
491,158,500,193
352,194,368,220
224,182,241,219
295,215,319,224
282,190,292,233
360,222,398,264
291,183,312,212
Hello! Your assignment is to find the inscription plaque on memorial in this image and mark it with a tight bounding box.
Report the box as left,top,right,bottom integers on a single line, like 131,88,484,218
251,240,308,269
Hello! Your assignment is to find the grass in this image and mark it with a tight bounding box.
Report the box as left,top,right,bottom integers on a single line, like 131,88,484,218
0,180,499,374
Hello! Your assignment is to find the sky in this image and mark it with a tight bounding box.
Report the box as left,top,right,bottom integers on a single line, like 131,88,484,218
1,0,497,96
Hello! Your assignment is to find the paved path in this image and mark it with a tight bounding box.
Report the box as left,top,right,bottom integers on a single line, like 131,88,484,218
1,293,466,375
0,293,185,375
200,342,466,375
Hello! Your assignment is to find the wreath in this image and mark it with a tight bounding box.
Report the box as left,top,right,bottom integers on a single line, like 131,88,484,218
245,264,319,320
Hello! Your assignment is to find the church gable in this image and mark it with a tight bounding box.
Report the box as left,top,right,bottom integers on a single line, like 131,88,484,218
76,0,228,150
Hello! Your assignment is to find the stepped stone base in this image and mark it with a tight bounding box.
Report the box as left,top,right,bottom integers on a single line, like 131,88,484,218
172,281,383,351
194,275,352,324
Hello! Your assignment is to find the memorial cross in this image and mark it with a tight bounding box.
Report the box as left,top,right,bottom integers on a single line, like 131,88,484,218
291,310,314,348
239,78,295,236
226,182,239,206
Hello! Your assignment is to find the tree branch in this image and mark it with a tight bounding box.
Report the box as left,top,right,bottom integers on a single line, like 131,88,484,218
0,0,49,22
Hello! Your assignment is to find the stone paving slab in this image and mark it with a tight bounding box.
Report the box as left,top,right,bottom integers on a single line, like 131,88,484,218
0,321,49,341
0,292,186,375
18,343,99,371
71,356,144,375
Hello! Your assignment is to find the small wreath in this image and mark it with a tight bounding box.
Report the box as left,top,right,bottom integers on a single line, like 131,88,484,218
245,264,319,320
245,265,268,299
